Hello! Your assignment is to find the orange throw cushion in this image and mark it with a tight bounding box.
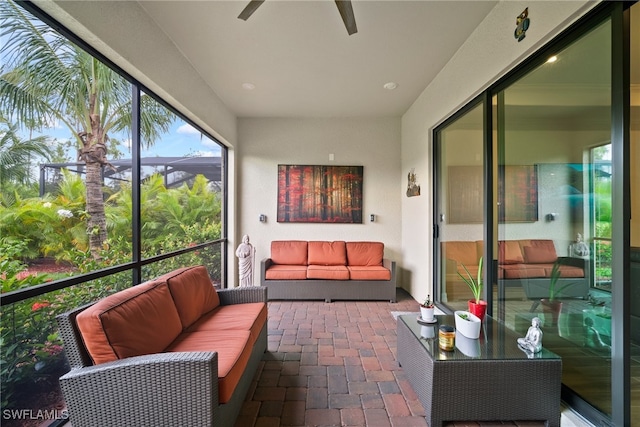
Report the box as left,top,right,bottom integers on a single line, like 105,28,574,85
308,241,347,266
265,265,308,280
347,266,391,280
76,280,182,365
271,241,308,265
346,242,384,266
166,330,252,404
307,265,349,280
161,265,220,329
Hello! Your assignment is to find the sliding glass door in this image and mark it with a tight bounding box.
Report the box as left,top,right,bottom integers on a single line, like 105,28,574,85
434,102,485,309
434,3,637,424
494,16,613,416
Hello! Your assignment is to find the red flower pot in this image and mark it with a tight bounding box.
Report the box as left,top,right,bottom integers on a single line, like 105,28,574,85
468,299,487,320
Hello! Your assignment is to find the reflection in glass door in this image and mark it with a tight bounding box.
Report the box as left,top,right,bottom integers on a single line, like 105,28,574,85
494,18,613,418
435,103,484,311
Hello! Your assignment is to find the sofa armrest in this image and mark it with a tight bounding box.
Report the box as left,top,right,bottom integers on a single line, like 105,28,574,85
218,286,267,305
382,258,395,273
260,258,274,284
60,351,218,426
57,304,95,369
557,256,589,270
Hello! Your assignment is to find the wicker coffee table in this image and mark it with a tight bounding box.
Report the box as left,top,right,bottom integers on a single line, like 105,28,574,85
397,314,562,427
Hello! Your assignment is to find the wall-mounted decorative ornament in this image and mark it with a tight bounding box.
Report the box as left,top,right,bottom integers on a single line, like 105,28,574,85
514,8,530,42
406,168,420,197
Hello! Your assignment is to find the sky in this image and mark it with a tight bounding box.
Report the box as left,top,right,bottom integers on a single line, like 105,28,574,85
0,1,222,164
21,118,222,165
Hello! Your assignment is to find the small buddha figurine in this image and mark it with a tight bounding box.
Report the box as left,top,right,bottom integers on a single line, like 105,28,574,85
571,233,590,257
518,317,543,354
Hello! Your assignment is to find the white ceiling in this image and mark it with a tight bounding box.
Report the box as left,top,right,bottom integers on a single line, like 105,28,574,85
137,0,498,118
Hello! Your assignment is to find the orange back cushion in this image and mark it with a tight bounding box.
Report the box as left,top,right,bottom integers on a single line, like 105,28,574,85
346,241,384,266
76,280,182,365
308,241,347,265
522,239,558,264
161,265,220,329
442,241,479,267
498,241,525,264
271,241,308,265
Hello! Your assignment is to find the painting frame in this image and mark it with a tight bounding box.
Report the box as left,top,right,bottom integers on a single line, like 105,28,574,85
277,165,363,223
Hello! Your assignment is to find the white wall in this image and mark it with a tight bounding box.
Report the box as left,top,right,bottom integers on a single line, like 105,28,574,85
237,118,402,282
400,1,598,300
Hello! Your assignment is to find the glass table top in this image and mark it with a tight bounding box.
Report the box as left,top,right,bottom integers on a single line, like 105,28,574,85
399,314,561,361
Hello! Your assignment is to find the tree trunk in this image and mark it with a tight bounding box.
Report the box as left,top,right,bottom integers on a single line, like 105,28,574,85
79,109,109,260
85,160,107,260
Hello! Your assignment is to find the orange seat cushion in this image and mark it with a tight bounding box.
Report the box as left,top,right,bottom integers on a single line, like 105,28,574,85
265,265,308,280
346,242,384,266
166,330,252,404
307,265,350,280
76,280,182,365
187,303,267,346
160,265,220,329
347,266,391,280
308,241,347,266
501,264,546,279
271,241,308,265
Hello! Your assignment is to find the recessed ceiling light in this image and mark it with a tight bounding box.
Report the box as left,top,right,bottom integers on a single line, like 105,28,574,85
242,82,256,90
546,55,558,64
383,82,398,90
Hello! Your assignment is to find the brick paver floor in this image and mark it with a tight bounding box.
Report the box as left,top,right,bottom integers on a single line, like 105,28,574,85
234,289,548,427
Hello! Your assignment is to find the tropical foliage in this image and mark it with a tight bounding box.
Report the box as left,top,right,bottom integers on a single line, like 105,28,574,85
0,116,52,188
0,172,222,410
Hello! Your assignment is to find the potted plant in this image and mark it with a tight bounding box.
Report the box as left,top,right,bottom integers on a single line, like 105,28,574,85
419,295,435,322
458,257,487,320
540,261,574,326
454,310,482,339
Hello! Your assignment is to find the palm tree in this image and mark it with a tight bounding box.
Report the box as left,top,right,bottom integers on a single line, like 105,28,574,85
0,1,175,259
0,115,51,187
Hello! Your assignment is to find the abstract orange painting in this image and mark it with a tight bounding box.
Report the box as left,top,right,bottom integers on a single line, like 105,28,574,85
277,165,363,223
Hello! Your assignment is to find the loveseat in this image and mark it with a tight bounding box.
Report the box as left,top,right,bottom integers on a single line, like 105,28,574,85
56,265,267,427
260,240,396,302
443,239,589,303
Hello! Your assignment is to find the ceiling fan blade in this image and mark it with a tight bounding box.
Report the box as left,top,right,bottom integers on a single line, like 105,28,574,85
238,0,265,21
335,0,358,35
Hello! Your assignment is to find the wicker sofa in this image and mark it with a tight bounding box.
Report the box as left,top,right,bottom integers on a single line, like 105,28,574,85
443,239,589,302
260,240,397,302
56,265,267,427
